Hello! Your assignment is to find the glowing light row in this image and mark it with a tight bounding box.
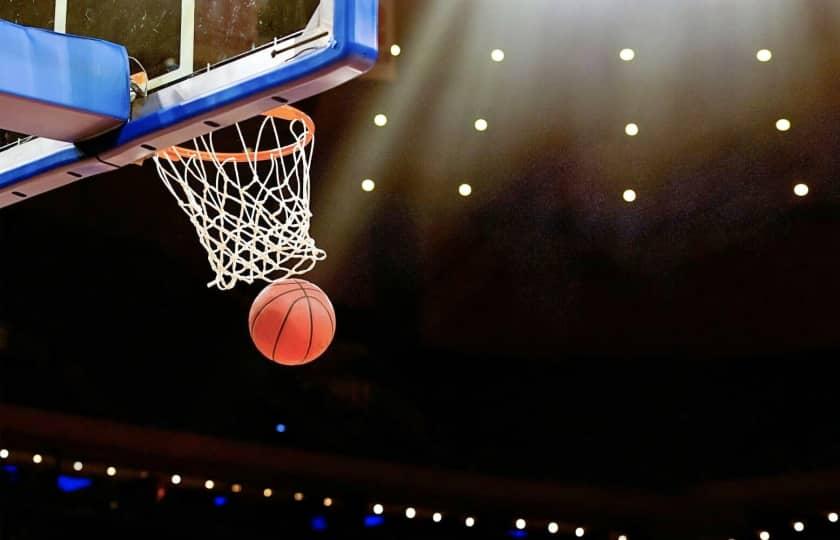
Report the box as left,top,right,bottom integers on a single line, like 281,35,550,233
5,448,837,536
618,48,774,63
360,179,473,197
380,45,775,66
732,516,840,540
371,504,592,535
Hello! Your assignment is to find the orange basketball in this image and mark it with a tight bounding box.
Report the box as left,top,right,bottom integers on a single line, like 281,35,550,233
248,278,336,366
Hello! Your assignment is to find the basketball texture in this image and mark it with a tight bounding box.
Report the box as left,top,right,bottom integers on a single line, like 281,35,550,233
248,278,336,366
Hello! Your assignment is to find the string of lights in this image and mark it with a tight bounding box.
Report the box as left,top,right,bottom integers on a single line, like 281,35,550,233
2,445,839,538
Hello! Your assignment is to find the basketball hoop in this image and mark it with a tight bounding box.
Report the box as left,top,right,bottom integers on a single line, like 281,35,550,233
153,105,325,290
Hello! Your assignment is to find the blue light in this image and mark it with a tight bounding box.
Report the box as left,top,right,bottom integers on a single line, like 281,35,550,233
311,516,328,532
364,515,385,528
213,496,228,507
57,475,93,493
2,465,18,474
275,423,287,433
507,530,528,538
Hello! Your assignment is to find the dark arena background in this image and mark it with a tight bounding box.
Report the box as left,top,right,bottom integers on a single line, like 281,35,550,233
3,1,840,539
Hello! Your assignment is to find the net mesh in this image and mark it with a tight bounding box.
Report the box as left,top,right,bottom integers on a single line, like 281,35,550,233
153,110,325,290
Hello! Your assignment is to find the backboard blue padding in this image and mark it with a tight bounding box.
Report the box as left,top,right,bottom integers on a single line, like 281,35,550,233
0,20,129,139
0,0,377,197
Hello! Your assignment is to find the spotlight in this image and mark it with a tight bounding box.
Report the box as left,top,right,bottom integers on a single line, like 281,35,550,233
516,519,526,530
465,516,476,527
619,48,635,61
373,504,384,515
776,118,791,132
793,522,805,532
759,531,770,540
106,466,117,477
361,179,376,192
204,480,215,490
32,454,43,464
72,461,83,471
794,183,809,197
433,512,443,523
623,189,637,203
263,488,273,498
619,536,628,540
274,423,286,433
405,507,416,519
576,527,586,537
293,492,304,501
390,44,401,56
323,497,333,507
548,522,559,534
474,118,488,132
625,123,639,136
0,449,8,459
231,484,242,493
829,512,839,523
374,114,388,127
171,474,181,485
491,49,505,62
756,49,772,62
458,183,472,197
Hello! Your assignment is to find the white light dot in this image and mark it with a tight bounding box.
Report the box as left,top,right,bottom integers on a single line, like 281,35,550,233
516,519,527,530
293,491,303,501
465,516,476,527
106,466,117,477
756,49,773,62
0,449,8,459
759,531,770,540
390,44,401,57
32,454,42,464
474,118,488,132
374,114,388,127
576,527,586,537
619,535,628,540
231,484,242,493
458,183,472,197
623,189,637,203
263,488,273,498
373,504,384,515
361,178,376,192
548,522,560,534
323,497,333,507
171,474,181,485
794,183,809,197
72,461,83,471
433,512,443,523
491,49,505,62
776,118,791,132
793,522,805,532
619,48,635,61
625,123,639,136
204,480,215,490
829,512,839,523
405,507,416,519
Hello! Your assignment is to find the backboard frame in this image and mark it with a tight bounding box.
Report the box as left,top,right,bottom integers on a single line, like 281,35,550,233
0,0,377,208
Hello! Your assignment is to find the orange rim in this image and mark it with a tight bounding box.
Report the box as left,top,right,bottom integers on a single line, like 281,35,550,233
158,105,315,163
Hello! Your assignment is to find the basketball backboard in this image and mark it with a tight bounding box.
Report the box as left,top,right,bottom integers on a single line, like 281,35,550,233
0,0,377,207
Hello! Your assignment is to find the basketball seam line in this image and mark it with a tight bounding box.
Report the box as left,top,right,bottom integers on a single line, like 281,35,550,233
297,282,314,362
306,296,335,338
249,287,309,336
271,296,307,362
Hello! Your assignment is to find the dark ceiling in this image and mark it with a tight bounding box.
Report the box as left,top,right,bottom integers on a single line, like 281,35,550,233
3,0,840,500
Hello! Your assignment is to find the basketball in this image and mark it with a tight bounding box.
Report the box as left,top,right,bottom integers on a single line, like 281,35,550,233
248,279,336,366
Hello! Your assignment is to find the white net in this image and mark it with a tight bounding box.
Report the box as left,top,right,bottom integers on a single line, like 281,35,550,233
153,107,325,290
